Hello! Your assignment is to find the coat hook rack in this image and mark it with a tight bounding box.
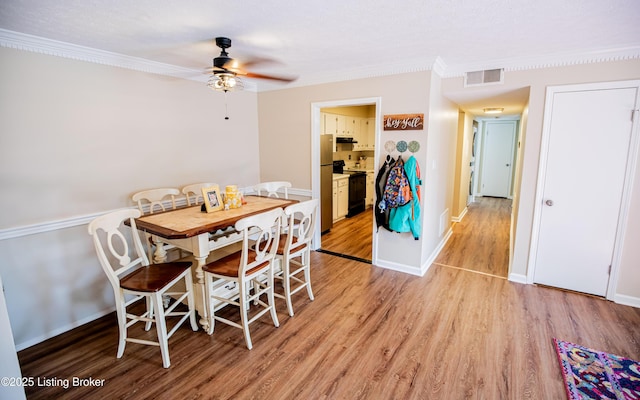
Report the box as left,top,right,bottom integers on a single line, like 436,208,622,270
383,140,421,154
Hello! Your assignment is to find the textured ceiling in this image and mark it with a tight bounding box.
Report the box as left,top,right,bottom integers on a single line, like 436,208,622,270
1,0,640,114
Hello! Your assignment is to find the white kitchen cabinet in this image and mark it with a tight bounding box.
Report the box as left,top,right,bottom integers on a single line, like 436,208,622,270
352,117,365,150
365,171,375,207
321,112,336,135
332,180,338,221
366,117,376,149
352,117,375,150
334,177,349,221
322,113,350,136
345,116,359,138
337,115,352,137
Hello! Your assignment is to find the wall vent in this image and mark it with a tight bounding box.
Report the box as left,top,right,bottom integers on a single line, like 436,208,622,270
464,68,504,87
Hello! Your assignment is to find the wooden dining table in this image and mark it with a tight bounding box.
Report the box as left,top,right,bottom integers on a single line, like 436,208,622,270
134,195,298,331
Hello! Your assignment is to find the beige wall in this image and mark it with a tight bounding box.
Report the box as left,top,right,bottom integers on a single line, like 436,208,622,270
0,47,262,348
0,47,262,227
419,72,459,268
258,71,459,272
510,103,529,273
258,72,434,190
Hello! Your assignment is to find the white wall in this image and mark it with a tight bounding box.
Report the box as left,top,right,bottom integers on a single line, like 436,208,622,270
0,47,262,349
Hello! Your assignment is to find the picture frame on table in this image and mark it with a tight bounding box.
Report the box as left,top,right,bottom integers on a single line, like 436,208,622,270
201,185,224,213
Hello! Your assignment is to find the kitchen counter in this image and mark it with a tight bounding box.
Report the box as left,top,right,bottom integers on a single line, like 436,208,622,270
344,167,374,173
333,173,350,181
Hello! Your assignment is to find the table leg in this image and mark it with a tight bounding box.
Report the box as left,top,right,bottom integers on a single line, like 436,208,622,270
152,235,168,263
194,255,210,331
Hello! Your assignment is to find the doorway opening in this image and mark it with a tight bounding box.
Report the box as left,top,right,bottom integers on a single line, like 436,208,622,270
311,97,382,264
447,110,522,278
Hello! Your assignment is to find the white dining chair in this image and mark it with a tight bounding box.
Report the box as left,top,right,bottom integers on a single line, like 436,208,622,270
132,188,181,262
181,183,217,206
273,199,318,316
132,188,180,214
253,181,291,199
202,207,282,349
88,209,198,368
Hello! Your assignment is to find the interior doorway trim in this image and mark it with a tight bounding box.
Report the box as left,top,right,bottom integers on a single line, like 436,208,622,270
310,97,382,265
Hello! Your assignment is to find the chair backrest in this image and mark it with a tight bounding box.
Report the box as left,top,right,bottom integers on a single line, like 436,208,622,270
236,207,283,276
283,199,318,253
132,188,180,214
253,181,292,199
181,183,216,206
88,209,148,291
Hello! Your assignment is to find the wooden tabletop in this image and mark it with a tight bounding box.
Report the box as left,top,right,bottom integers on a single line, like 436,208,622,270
134,196,297,239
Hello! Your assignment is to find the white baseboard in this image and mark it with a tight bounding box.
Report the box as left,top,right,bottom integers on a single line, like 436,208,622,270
374,259,423,276
451,207,468,223
423,227,454,275
375,226,454,277
508,273,528,284
613,293,640,309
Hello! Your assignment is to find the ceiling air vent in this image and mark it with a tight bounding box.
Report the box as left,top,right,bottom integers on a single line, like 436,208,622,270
464,68,504,87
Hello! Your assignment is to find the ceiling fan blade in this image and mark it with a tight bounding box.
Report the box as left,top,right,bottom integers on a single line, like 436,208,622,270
241,71,297,82
204,66,237,76
204,36,294,83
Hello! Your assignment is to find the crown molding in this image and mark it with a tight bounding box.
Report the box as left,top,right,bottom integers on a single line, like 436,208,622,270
266,56,438,91
439,46,640,77
0,29,201,78
0,29,259,91
2,28,639,91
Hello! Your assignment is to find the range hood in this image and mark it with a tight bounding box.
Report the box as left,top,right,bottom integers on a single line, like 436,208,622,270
336,137,358,143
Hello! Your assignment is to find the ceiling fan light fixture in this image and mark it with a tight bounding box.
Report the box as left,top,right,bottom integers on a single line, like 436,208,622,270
483,107,504,114
207,72,242,92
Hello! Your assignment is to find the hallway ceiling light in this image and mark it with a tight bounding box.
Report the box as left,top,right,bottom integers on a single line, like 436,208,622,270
483,108,504,114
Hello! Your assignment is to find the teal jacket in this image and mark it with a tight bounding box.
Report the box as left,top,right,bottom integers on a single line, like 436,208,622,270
389,156,421,239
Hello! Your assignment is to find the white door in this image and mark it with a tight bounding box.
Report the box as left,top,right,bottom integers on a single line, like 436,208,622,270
480,121,516,197
532,83,639,296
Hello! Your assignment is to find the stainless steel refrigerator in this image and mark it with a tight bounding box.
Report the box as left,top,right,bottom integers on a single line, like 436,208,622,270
320,134,333,233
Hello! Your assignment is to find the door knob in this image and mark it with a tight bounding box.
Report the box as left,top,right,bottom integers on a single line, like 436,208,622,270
545,199,554,206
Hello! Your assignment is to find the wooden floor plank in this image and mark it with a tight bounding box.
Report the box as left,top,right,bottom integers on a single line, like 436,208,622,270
16,198,640,399
435,197,511,277
321,208,373,261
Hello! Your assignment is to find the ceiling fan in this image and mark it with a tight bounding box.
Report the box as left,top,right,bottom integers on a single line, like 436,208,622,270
206,37,295,92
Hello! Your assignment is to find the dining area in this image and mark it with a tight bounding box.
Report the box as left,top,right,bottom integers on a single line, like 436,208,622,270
87,181,318,368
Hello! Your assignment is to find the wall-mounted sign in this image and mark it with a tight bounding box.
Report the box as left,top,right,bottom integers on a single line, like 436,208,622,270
383,113,424,131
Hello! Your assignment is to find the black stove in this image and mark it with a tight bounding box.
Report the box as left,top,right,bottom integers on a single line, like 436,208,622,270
333,160,366,217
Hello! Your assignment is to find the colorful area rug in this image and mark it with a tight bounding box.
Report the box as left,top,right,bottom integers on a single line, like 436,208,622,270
553,338,640,399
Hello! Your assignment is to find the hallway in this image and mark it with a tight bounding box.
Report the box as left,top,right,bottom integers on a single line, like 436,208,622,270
434,197,511,278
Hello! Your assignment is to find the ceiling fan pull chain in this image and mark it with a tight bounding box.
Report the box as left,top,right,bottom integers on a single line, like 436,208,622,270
224,90,229,120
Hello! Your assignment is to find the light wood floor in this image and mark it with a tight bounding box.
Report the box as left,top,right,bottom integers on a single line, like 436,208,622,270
321,208,373,261
17,199,640,399
435,197,511,278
